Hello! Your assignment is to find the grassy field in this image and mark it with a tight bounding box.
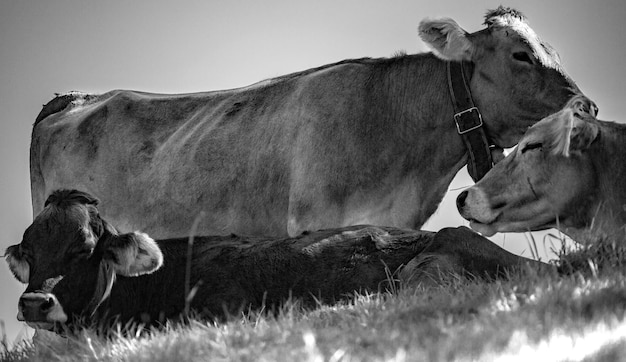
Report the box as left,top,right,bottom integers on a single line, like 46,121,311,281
3,237,626,362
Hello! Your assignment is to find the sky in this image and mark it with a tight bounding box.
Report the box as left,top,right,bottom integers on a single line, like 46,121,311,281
1,0,625,347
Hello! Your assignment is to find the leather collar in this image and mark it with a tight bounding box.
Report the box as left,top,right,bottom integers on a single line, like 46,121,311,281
447,61,495,182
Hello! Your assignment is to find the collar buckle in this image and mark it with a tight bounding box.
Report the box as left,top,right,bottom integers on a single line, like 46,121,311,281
454,107,483,134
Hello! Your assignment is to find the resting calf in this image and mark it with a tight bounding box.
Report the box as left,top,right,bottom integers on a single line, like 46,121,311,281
7,189,539,332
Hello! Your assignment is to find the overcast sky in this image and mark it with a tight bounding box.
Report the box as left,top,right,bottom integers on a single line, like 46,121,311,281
1,0,624,346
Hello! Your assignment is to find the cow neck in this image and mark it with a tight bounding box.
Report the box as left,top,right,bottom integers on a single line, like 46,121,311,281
585,124,626,238
446,61,495,182
85,261,116,318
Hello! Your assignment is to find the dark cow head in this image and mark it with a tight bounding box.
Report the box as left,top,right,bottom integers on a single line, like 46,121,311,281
5,189,163,331
419,6,595,148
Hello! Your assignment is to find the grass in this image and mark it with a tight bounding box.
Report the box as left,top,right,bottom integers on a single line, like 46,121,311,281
3,235,626,361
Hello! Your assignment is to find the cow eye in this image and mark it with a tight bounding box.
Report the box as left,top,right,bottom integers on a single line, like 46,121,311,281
512,52,534,65
65,247,93,263
76,248,94,260
521,142,542,153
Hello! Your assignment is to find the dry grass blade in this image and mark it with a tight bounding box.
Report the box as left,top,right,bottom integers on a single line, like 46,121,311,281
184,211,206,317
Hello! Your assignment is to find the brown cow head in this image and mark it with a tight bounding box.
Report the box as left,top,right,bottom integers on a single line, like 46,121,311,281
419,6,596,148
456,96,599,237
5,190,163,331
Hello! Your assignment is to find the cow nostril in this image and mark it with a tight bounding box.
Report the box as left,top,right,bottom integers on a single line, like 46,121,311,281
40,296,55,313
19,293,59,320
456,191,468,210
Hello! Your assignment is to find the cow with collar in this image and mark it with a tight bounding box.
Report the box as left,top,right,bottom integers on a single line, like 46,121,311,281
30,7,594,239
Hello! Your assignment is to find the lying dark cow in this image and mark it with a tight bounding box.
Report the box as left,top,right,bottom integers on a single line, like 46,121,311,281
7,190,540,331
30,7,592,239
456,95,624,243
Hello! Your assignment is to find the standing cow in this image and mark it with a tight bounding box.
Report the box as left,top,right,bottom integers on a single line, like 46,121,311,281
456,96,625,244
30,7,593,238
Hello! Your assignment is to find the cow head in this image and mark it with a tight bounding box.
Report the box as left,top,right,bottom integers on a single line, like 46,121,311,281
456,96,599,237
5,189,163,331
419,6,596,148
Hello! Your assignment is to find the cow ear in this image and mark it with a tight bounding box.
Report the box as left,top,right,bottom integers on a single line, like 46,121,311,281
418,18,474,61
569,114,599,154
102,232,163,277
547,98,599,157
5,245,30,283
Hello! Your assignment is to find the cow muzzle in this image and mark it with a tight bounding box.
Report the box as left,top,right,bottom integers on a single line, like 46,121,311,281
456,188,498,222
456,188,501,236
18,292,68,328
